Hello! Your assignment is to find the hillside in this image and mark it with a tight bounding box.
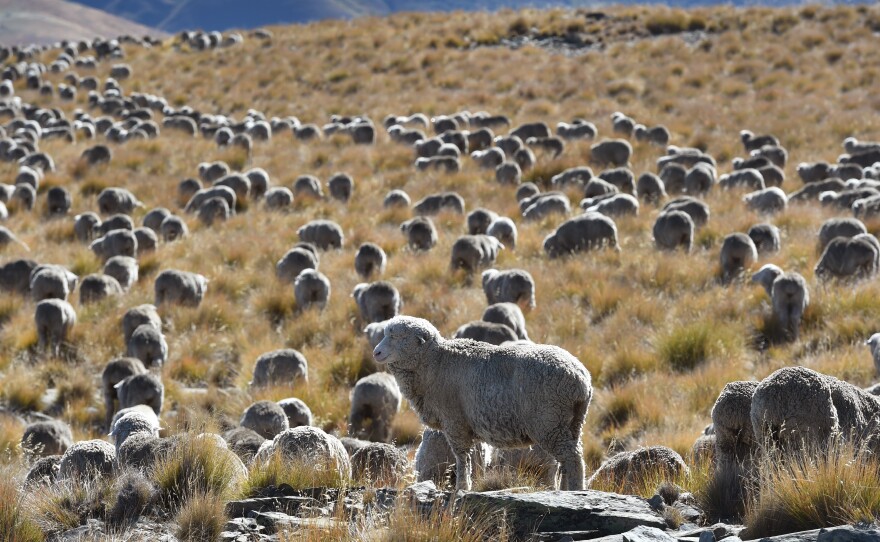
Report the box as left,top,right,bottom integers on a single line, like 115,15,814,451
2,3,880,540
71,0,865,32
0,0,163,45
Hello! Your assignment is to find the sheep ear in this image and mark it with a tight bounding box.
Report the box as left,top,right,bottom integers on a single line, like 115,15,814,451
417,335,426,345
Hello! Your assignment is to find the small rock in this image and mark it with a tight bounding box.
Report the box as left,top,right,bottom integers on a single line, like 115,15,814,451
818,525,880,542
699,531,716,542
622,525,676,542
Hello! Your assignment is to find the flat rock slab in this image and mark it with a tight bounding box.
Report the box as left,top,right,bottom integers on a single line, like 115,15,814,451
458,489,666,540
747,524,880,542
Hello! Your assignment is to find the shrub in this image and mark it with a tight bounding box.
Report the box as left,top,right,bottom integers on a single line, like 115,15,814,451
0,467,44,542
176,491,227,542
153,435,245,507
240,451,348,498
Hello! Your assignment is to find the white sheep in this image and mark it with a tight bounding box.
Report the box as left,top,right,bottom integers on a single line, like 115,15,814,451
294,269,331,311
241,400,290,439
34,298,76,356
349,372,401,443
373,316,592,490
866,333,880,376
154,269,208,307
249,348,308,388
352,281,402,324
481,269,536,310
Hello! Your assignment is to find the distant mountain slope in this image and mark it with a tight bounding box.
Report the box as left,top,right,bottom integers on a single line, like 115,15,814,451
0,0,164,46
70,0,865,33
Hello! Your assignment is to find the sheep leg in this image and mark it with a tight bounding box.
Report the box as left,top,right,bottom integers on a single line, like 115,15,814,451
104,389,115,432
552,441,585,491
445,432,475,491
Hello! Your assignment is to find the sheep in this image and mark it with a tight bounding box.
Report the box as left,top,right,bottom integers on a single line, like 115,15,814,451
383,189,411,208
154,269,208,307
214,174,251,203
719,233,758,284
30,265,77,301
552,167,594,190
482,302,529,341
843,137,880,155
481,219,516,252
472,147,505,169
659,163,687,194
751,366,880,455
24,456,61,487
184,186,236,214
818,217,866,251
292,175,323,199
122,304,161,344
297,219,344,250
197,196,232,226
97,187,143,215
241,401,290,439
814,235,879,280
264,187,294,210
12,184,35,211
511,121,550,141
103,256,138,291
586,446,688,493
58,440,116,480
354,243,386,279
744,187,787,215
789,178,846,203
662,196,710,228
557,120,597,140
254,427,351,480
599,167,636,195
747,223,781,255
110,411,160,453
495,161,522,184
0,259,37,295
102,357,148,430
115,372,163,417
294,124,322,141
413,192,465,215
90,229,137,261
159,215,188,242
741,130,779,153
466,208,498,235
276,245,319,284
751,264,810,339
658,146,716,170
684,163,717,195
21,420,73,459
177,178,203,205
45,186,71,215
515,183,540,202
516,193,568,222
352,281,402,324
450,235,504,273
81,144,112,165
74,212,102,242
374,316,592,490
250,348,308,388
543,213,619,258
711,380,759,470
653,210,694,252
126,324,168,369
327,173,354,203
525,136,564,158
34,299,76,356
583,193,639,217
752,144,788,168
636,173,666,203
349,372,401,443
634,124,670,146
142,208,170,233
415,428,491,486
453,321,518,345
79,273,124,304
278,398,313,428
415,156,460,173
351,442,410,485
590,139,632,167
224,427,266,463
481,268,536,310
245,168,271,199
611,112,636,136
294,269,331,311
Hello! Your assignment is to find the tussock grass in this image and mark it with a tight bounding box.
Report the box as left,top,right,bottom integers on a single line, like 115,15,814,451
240,452,349,498
175,491,228,542
153,435,246,507
0,466,44,542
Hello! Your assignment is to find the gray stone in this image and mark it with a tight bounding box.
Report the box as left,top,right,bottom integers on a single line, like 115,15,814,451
531,531,602,541
678,523,743,541
699,531,716,542
225,496,320,517
251,512,342,535
623,525,676,542
457,489,666,540
817,525,880,542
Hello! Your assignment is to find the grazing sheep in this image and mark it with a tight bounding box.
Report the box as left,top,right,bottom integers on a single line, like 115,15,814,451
22,420,73,459
278,398,313,428
467,208,498,235
102,357,148,430
586,446,688,492
327,173,354,202
292,175,323,199
472,147,505,169
264,187,294,210
97,187,143,215
583,193,639,217
103,256,138,291
177,178,203,204
0,258,37,295
758,164,785,188
526,136,564,158
818,217,866,251
611,112,636,136
482,303,529,341
415,428,491,486
711,381,759,469
685,163,717,195
110,411,160,452
132,227,157,255
415,156,460,173
815,235,879,280
298,219,344,250
91,229,137,261
115,372,163,416
13,184,35,211
383,189,411,208
495,161,522,184
450,235,504,273
184,186,236,214
413,192,465,215
351,442,410,485
511,121,550,141
354,243,386,279
744,187,787,214
599,167,636,195
747,223,781,255
154,269,208,307
160,215,189,242
653,210,694,252
486,217,517,249
590,139,632,167
752,144,788,168
400,216,438,251
516,183,541,202
250,349,308,388
79,273,124,304
81,144,112,165
454,321,518,345
374,316,592,490
241,401,290,439
659,163,687,195
142,208,170,232
789,178,846,203
214,174,251,203
658,146,716,170
58,440,116,480
557,120,597,140
30,264,78,302
752,265,810,339
197,196,231,226
245,168,271,199
719,233,758,284
74,212,102,242
254,427,351,480
126,324,168,369
24,456,61,487
45,186,72,215
352,281,402,324
482,269,535,309
634,124,670,146
543,213,619,258
741,130,779,153
224,427,266,464
35,298,76,356
294,269,331,310
636,173,667,203
662,196,710,228
751,367,880,454
122,304,161,344
276,246,319,283
349,372,402,443
553,167,594,190
521,192,571,221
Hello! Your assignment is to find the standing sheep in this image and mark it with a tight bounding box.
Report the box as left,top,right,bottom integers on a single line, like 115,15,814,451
328,173,354,202
278,398,313,428
122,304,162,344
747,223,781,255
35,299,76,356
126,324,168,369
487,217,517,249
719,233,758,284
349,372,402,443
276,246,319,283
586,446,687,493
21,420,73,459
415,428,491,486
79,274,124,304
450,235,504,273
653,210,694,252
400,216,438,251
294,269,331,311
481,269,536,310
30,265,78,301
663,197,710,228
483,303,529,341
818,218,866,251
384,189,411,208
154,270,208,307
352,281,402,324
298,220,344,250
751,264,810,340
466,208,499,235
354,243,387,279
636,173,667,204
241,401,290,439
453,321,518,345
590,139,632,167
103,256,138,291
373,316,592,490
97,187,143,215
90,229,138,261
58,440,116,480
249,348,308,388
115,372,164,416
543,213,619,258
814,235,879,280
744,187,787,214
253,427,351,481
102,357,148,430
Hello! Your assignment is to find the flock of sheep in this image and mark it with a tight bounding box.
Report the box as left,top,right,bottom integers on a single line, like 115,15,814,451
1,17,880,517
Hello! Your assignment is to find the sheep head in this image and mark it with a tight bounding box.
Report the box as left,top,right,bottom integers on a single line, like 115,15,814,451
373,316,440,368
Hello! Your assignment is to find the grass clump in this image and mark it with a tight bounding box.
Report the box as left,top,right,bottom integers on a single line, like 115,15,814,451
153,435,246,507
0,467,44,542
657,322,719,372
175,491,228,542
241,452,349,498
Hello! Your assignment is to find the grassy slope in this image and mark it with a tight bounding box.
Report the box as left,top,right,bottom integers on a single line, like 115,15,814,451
1,4,880,476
